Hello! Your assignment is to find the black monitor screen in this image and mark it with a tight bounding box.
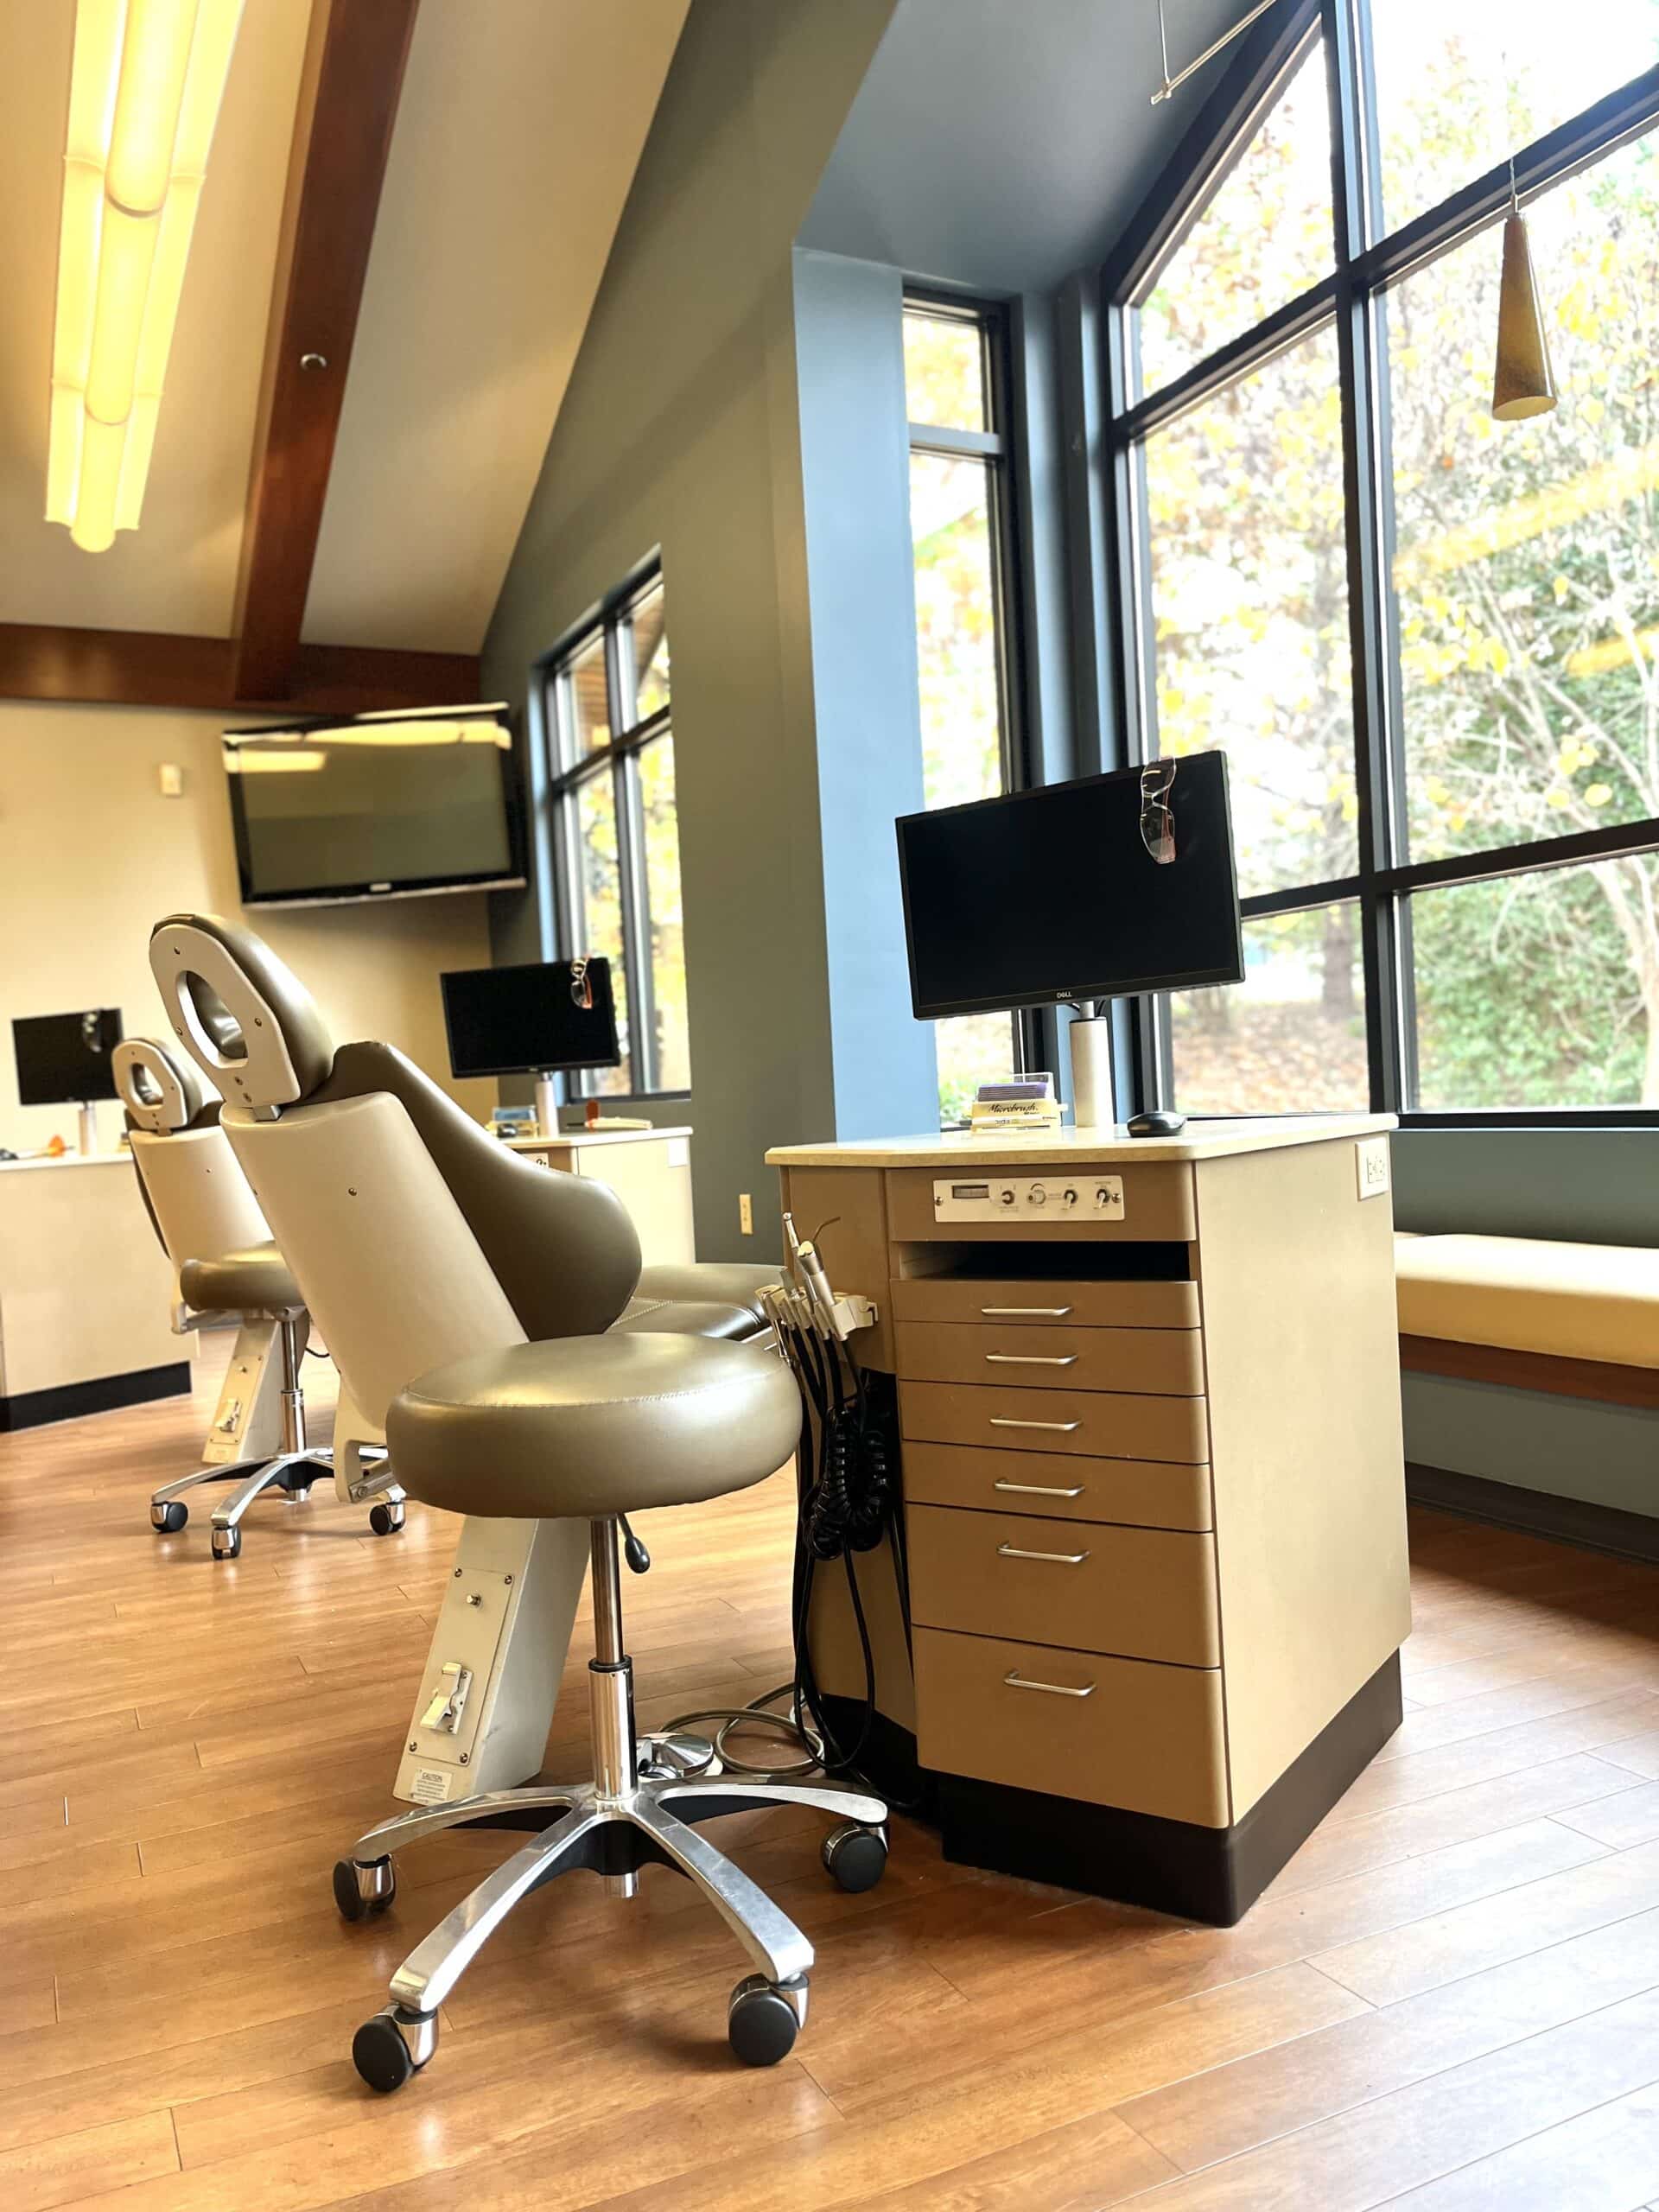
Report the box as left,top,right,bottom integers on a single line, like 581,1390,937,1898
14,1009,124,1105
225,719,520,906
897,752,1243,1018
442,960,621,1078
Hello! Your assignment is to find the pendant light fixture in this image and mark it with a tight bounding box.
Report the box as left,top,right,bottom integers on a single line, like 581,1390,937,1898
47,0,245,553
1492,160,1558,422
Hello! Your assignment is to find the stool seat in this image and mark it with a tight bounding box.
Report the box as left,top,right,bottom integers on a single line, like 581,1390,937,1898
180,1240,302,1313
635,1261,778,1326
387,1334,800,1519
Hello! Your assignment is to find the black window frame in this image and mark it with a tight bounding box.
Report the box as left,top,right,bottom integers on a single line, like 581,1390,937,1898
537,562,688,1103
903,288,1045,1110
1102,0,1659,1129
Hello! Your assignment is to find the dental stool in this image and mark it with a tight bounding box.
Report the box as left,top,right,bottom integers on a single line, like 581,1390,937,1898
114,1036,404,1560
340,1336,887,2090
143,912,887,2087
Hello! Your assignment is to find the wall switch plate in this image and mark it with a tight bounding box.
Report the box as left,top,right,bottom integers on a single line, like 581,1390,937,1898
1356,1135,1390,1200
158,762,185,797
738,1192,753,1235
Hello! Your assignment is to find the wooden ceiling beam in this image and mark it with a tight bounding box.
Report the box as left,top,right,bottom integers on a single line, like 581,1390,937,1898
0,623,476,716
232,0,422,704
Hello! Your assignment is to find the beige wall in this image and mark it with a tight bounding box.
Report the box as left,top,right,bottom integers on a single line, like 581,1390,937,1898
0,702,496,1153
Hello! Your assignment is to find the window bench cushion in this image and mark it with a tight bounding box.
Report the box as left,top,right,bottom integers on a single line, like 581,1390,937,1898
1395,1233,1659,1372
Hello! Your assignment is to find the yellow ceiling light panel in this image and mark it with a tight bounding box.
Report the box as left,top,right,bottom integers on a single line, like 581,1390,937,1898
47,0,244,554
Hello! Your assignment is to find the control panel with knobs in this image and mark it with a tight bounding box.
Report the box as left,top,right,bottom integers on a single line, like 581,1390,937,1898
933,1175,1125,1224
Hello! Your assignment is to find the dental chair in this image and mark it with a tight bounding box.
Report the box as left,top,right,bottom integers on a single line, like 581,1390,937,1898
113,1036,405,1559
148,913,888,2092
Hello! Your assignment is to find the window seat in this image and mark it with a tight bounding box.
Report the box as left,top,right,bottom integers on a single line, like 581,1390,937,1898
1396,1233,1659,1411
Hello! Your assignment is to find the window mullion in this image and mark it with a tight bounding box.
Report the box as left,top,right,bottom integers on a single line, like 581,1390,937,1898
1325,0,1403,1116
611,747,652,1095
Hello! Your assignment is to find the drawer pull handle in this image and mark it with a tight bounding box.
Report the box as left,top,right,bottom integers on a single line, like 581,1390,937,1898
990,1417,1080,1433
1004,1669,1096,1699
998,1541,1090,1566
994,1478,1085,1498
985,1352,1077,1368
981,1305,1074,1318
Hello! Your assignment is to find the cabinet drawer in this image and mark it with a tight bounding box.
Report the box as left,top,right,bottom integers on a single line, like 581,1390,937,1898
891,1275,1200,1331
904,1440,1212,1530
908,1504,1219,1666
900,1380,1210,1465
887,1164,1196,1243
914,1626,1228,1826
896,1319,1204,1397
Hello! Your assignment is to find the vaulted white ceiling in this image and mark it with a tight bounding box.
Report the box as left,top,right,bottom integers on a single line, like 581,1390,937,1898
0,0,688,650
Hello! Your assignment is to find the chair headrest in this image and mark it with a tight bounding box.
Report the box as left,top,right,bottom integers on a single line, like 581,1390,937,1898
112,1037,207,1134
149,913,334,1112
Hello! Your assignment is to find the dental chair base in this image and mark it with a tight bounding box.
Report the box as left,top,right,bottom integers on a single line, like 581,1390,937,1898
338,1517,887,2091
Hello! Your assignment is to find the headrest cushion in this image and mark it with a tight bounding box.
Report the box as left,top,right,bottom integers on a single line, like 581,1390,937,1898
149,913,334,1111
112,1037,205,1134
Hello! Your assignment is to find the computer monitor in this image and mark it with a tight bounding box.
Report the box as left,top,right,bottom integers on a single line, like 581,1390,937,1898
13,1009,124,1106
441,959,620,1080
896,751,1243,1018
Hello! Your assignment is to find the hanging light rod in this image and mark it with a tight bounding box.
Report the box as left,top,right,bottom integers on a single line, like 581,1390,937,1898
1152,0,1286,105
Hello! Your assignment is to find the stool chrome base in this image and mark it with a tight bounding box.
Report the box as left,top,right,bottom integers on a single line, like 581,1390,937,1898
339,1518,887,2091
149,1314,404,1558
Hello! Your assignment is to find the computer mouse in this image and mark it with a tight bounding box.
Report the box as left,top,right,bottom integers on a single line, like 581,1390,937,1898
1126,1109,1186,1139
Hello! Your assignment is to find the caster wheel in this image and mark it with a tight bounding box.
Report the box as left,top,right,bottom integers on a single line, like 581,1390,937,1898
333,1857,395,1922
211,1526,241,1561
151,1501,188,1534
353,2009,433,2094
823,1821,888,1894
728,1975,805,2066
368,1500,405,1537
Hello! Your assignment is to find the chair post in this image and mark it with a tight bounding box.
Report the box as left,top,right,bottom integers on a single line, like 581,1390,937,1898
279,1314,308,1457
588,1518,636,1802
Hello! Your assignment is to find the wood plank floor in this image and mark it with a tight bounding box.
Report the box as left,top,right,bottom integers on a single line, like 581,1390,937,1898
8,1348,1659,2209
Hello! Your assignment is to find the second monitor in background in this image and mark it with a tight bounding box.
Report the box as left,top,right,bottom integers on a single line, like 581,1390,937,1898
442,959,620,1139
13,1007,124,1156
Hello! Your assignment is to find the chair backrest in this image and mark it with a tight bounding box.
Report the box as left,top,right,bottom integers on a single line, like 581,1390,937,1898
149,913,643,1429
115,1036,271,1287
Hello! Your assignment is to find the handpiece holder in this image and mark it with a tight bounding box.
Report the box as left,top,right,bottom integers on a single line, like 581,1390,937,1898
776,1213,878,1342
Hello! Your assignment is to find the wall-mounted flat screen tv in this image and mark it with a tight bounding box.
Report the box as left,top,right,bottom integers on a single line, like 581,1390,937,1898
224,705,525,908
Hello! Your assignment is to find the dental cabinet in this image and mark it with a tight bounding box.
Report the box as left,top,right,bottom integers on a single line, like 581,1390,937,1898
766,1116,1410,1923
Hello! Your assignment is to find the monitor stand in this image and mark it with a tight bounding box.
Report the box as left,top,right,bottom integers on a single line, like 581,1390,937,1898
534,1071,559,1142
77,1101,99,1157
1069,1009,1116,1129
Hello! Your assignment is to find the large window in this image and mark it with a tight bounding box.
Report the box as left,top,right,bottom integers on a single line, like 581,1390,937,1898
903,297,1025,1122
1113,5,1659,1122
542,569,688,1098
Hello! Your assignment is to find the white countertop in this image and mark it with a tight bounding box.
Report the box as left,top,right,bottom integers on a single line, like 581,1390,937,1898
766,1115,1396,1169
0,1152,132,1173
504,1125,691,1151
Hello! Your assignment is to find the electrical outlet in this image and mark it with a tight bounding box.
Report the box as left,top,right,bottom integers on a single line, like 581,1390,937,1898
738,1192,753,1236
1355,1135,1390,1200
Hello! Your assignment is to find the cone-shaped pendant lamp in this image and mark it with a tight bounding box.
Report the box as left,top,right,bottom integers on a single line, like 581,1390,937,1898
1491,175,1558,421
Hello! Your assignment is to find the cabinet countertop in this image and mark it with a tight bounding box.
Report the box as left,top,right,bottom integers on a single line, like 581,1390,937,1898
766,1115,1396,1170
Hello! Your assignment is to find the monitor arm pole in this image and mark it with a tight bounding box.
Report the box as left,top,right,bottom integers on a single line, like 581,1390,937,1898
1068,1004,1116,1131
534,1071,559,1141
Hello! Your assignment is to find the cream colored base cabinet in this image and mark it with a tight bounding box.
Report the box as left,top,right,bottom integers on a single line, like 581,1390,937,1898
768,1118,1411,1925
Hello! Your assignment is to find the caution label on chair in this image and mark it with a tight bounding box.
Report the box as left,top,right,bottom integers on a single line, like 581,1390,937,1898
409,1766,454,1804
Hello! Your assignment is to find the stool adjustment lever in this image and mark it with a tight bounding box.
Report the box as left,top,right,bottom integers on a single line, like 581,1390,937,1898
421,1661,473,1734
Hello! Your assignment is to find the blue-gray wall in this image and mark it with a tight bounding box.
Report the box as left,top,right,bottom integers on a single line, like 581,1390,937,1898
482,0,901,1259
791,249,938,1138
